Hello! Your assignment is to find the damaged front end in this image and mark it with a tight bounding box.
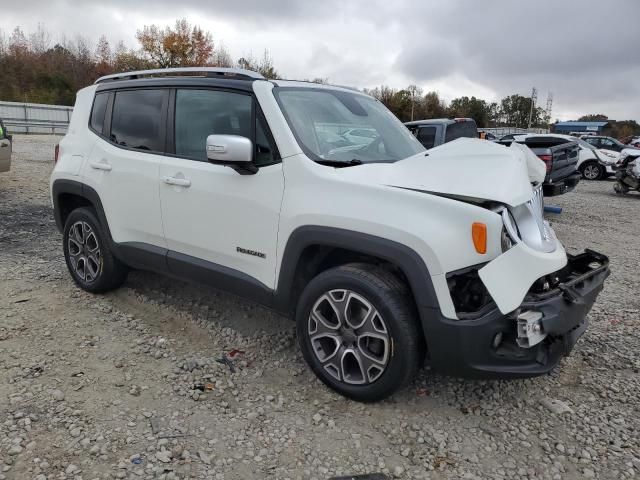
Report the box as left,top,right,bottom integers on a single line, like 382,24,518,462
430,248,609,379
427,182,610,379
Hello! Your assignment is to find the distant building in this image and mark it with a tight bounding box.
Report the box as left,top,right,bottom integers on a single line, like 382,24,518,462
551,121,610,135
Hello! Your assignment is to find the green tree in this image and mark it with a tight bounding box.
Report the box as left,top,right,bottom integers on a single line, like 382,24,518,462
422,91,448,119
578,114,608,122
498,94,547,128
238,50,279,79
447,96,490,127
136,18,214,67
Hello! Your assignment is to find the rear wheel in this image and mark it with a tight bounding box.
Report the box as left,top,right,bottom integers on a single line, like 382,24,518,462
580,161,603,180
63,207,128,293
296,264,423,402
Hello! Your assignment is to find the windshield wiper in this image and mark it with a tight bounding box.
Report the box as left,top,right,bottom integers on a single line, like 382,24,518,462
316,158,364,168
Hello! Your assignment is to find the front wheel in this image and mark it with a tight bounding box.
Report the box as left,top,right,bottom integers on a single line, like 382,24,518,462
580,161,603,180
296,264,424,402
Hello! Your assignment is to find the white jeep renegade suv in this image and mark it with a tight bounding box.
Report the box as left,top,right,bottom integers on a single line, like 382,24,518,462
51,68,609,401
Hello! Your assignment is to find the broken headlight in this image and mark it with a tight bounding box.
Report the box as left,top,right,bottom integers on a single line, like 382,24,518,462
501,226,514,252
500,209,519,252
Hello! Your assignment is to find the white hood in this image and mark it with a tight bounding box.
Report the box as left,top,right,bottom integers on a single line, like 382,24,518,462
339,138,546,207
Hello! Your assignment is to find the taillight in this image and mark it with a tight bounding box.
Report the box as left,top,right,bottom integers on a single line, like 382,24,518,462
54,144,60,163
538,154,552,173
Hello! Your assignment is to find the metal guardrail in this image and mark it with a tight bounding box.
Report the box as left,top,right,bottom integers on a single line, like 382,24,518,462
0,101,72,135
482,127,549,136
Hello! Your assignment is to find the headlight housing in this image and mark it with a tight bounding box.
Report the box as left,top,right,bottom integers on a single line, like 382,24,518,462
500,209,519,252
501,226,514,252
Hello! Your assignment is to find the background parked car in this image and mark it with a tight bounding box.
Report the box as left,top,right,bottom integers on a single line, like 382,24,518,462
405,118,477,149
477,129,497,140
497,134,581,195
582,135,637,153
627,136,640,148
0,119,12,173
513,133,615,180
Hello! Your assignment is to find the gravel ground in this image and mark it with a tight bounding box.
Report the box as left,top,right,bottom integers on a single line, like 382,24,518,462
1,135,638,480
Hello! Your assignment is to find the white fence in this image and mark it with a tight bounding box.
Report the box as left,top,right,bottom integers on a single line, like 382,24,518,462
0,101,73,135
481,127,549,136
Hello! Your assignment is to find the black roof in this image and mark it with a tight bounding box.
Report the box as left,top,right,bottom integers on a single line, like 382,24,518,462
95,76,256,93
405,118,475,126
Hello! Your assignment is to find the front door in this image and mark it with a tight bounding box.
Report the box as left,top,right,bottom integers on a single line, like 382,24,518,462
159,88,284,290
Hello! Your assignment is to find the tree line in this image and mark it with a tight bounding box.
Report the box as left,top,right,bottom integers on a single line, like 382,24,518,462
363,84,550,128
1,20,638,136
0,19,278,106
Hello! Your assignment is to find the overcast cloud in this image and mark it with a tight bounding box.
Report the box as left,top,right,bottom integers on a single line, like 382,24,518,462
1,0,638,121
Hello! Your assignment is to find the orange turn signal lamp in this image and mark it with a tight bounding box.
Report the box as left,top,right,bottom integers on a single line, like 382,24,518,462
472,222,487,254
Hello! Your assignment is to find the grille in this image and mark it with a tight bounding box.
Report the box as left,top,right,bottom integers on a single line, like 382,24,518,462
528,185,544,225
508,184,556,253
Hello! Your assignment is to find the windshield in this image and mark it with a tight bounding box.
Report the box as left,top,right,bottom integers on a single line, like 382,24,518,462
274,87,425,164
577,138,596,150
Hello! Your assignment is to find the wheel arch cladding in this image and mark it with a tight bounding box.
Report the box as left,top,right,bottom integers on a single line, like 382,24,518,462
52,180,112,240
275,226,441,319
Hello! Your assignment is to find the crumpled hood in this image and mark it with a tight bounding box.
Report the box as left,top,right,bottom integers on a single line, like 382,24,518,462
338,138,545,207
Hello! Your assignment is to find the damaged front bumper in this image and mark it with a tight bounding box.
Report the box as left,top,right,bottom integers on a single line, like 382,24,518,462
422,250,609,379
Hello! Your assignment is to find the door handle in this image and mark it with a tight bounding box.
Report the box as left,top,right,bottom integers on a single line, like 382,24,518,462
90,161,112,171
162,176,191,187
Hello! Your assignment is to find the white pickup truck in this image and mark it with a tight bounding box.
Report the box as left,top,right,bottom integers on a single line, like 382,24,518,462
50,68,609,401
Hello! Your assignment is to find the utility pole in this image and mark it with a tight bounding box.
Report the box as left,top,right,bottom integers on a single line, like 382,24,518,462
545,93,553,127
527,87,538,130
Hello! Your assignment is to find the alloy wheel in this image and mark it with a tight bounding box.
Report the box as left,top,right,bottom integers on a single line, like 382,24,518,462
67,221,102,283
583,164,601,180
308,289,390,385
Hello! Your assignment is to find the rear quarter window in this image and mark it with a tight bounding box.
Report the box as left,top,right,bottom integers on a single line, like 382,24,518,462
89,92,109,135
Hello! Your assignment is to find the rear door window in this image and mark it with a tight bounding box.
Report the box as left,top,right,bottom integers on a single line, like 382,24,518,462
89,92,109,135
417,126,437,149
444,121,478,143
110,89,167,152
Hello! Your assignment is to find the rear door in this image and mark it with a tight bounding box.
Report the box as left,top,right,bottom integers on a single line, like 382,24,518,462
81,88,168,248
158,88,284,290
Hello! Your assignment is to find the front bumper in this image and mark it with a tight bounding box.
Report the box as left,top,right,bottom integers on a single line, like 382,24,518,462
543,172,581,196
422,250,609,379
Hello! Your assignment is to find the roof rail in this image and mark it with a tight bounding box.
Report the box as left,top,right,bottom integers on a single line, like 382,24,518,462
95,67,264,84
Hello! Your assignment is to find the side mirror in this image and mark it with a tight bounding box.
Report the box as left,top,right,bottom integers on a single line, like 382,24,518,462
206,134,257,175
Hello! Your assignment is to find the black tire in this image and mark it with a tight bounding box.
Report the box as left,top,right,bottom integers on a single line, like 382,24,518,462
63,207,128,293
296,263,424,402
580,161,603,180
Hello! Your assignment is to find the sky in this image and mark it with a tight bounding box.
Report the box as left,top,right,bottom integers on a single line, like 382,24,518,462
1,0,639,122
